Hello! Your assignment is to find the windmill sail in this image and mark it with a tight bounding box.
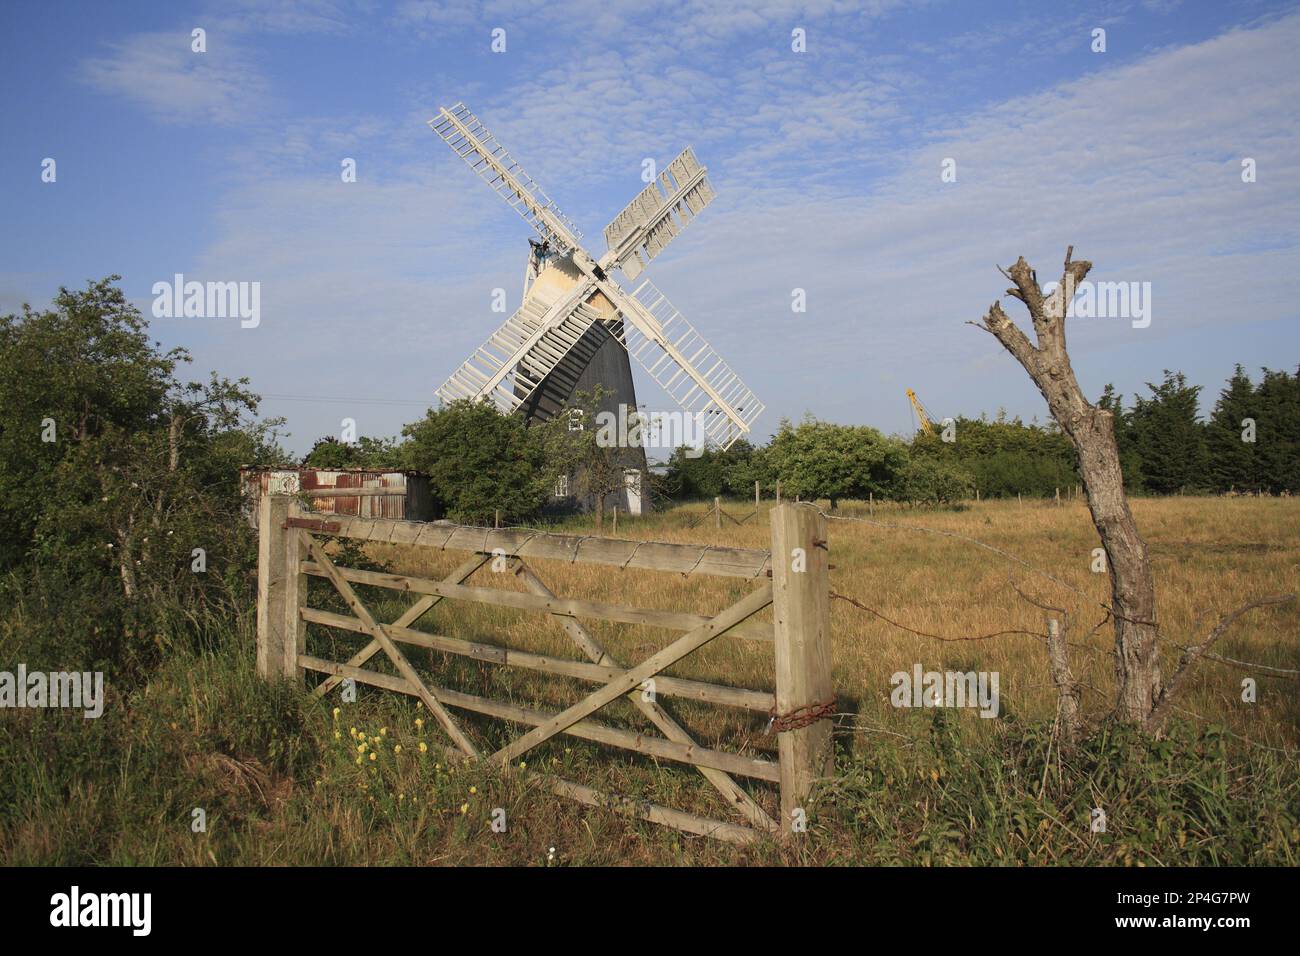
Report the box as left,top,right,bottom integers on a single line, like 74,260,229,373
429,103,584,254
603,147,715,280
435,285,604,412
607,277,764,450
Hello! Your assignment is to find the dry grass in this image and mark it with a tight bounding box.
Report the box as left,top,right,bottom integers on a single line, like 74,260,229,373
325,495,1300,835
4,496,1294,866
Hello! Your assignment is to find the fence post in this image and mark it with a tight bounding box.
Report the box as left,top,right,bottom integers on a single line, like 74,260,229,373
257,494,304,683
714,496,722,530
770,502,833,835
284,499,307,685
775,479,781,503
755,480,760,512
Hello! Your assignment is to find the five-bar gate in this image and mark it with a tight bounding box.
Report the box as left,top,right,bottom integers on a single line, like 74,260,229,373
256,496,833,843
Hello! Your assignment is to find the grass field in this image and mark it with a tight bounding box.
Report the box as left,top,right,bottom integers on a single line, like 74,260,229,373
3,496,1297,865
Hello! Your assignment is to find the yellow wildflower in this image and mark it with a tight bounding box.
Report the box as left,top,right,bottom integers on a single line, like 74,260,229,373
459,803,468,815
419,742,428,753
369,752,377,762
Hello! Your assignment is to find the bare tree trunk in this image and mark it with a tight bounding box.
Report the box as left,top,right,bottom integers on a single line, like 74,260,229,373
116,522,137,602
974,248,1161,724
168,412,184,472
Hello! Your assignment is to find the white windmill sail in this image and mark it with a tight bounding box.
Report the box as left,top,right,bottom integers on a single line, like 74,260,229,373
435,279,604,413
429,103,584,254
604,277,764,449
602,147,716,280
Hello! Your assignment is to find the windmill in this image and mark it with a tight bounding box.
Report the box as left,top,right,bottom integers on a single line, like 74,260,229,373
428,104,765,498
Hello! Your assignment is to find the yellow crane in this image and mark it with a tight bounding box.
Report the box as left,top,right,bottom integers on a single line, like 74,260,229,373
906,388,937,435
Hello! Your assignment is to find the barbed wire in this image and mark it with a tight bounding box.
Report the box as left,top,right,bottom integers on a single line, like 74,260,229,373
816,508,1093,603
356,505,1294,678
813,506,1296,681
830,590,1048,644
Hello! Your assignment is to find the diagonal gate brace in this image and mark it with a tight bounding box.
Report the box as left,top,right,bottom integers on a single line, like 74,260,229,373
513,559,777,833
490,582,774,768
302,534,479,758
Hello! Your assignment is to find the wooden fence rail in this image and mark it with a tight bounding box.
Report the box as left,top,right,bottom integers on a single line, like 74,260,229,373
255,495,832,844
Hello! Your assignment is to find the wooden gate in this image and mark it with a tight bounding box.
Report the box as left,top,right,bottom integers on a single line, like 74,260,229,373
256,495,832,844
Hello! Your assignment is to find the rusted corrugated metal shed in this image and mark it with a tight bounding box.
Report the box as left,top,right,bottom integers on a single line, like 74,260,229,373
239,467,436,529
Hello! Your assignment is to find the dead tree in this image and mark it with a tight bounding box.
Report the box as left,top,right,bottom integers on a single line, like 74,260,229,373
974,248,1162,724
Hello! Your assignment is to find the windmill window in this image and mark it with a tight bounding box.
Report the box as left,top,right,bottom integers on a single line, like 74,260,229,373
555,474,569,497
568,410,585,431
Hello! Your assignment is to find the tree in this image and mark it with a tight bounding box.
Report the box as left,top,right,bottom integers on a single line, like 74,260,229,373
1253,367,1300,493
910,411,1075,498
1205,365,1258,493
0,278,174,568
302,435,399,469
1129,371,1207,494
898,456,975,505
766,415,907,508
973,249,1162,724
662,439,767,501
400,399,549,524
0,278,283,675
541,387,638,532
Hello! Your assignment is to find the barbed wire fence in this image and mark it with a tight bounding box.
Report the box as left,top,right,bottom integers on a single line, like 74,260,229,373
809,506,1298,756
352,500,1296,754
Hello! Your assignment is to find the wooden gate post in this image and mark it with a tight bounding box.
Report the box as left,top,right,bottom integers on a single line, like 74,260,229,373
769,502,833,834
257,494,305,683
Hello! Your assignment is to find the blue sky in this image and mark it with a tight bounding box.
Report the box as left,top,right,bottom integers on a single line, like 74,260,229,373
2,0,1298,455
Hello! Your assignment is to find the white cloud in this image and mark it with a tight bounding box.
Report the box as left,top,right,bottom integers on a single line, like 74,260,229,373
160,10,1300,450
79,30,271,125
